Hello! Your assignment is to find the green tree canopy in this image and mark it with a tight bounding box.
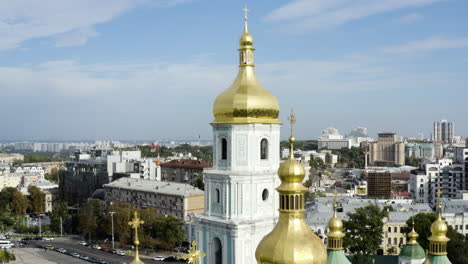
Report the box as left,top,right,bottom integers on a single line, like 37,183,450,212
28,186,45,213
147,215,185,249
0,187,17,210
50,201,70,234
343,205,388,262
10,190,29,216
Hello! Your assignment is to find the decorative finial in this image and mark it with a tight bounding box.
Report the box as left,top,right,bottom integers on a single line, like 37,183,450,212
242,5,250,32
437,184,442,219
333,186,338,211
287,108,296,140
129,211,145,264
182,241,206,264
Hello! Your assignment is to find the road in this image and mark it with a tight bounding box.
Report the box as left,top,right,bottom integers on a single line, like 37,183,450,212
26,239,187,264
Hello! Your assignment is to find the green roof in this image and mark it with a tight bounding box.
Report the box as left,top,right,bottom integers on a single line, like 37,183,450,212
429,255,452,264
367,256,398,264
399,244,425,259
327,250,351,264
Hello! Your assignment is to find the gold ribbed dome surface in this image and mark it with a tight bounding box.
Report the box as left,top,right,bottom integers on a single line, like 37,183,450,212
212,11,280,124
256,110,327,264
407,227,419,245
328,215,344,234
429,216,449,242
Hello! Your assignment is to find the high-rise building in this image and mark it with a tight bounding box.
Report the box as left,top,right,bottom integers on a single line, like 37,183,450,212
193,12,280,264
367,171,392,199
433,120,454,143
368,133,405,166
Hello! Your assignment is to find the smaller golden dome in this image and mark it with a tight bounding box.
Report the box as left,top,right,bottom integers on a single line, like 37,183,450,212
407,227,419,245
430,216,448,237
239,31,253,46
278,137,305,183
328,214,344,233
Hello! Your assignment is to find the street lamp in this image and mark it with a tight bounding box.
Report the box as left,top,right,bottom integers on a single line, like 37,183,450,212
109,211,115,250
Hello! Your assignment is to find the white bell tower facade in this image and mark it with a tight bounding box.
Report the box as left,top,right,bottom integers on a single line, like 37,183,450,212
194,8,281,264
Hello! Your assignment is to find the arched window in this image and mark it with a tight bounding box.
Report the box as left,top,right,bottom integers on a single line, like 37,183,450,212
393,238,397,245
217,189,220,203
388,227,391,233
260,138,268,160
394,226,398,233
221,138,227,160
400,237,404,245
387,238,391,245
213,237,222,264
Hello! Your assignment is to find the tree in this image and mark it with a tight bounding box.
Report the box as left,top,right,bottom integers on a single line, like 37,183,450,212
344,205,388,263
10,191,29,216
193,178,204,190
148,215,185,249
50,201,70,234
107,202,132,245
45,168,59,184
0,187,17,210
405,213,468,264
0,249,15,263
78,199,104,241
28,186,45,213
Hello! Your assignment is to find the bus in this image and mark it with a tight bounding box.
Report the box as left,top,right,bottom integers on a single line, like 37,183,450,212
0,240,14,249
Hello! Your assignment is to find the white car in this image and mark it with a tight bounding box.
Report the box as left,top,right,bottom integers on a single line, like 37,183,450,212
116,251,126,256
152,256,165,261
44,237,54,241
79,241,87,246
92,245,102,250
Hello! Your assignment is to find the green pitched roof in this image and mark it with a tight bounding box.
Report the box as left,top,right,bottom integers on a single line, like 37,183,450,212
429,255,452,264
399,244,425,259
327,250,351,264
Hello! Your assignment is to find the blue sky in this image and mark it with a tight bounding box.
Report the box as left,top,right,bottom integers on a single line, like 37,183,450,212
0,0,467,141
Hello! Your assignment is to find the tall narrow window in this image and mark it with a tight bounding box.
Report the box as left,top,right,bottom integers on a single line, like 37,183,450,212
221,138,227,160
260,138,268,160
216,188,220,203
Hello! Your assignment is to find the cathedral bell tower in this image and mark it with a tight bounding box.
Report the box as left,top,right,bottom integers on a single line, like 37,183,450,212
194,8,281,264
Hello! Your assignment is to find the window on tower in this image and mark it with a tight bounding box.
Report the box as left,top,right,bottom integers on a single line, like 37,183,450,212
216,188,220,203
260,138,268,160
221,138,227,160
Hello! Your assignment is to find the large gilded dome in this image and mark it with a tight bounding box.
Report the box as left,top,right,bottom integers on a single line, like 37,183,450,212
212,15,280,124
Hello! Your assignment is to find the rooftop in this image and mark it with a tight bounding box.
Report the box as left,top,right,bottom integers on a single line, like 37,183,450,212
104,177,204,197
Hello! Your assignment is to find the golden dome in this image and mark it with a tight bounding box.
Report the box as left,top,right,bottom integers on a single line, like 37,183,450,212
428,186,450,255
407,227,419,245
326,189,345,250
430,216,448,238
328,214,344,234
212,10,280,124
256,110,327,264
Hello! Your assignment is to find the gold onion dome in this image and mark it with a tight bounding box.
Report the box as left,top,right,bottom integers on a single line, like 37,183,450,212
212,8,280,124
407,227,419,244
428,186,450,256
326,190,345,250
256,110,327,264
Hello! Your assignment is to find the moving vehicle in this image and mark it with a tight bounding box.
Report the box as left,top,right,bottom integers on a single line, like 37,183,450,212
116,251,126,256
152,256,165,261
79,241,87,246
45,245,54,250
0,241,14,249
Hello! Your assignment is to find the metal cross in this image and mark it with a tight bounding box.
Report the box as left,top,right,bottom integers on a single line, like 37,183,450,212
287,108,296,137
333,186,338,210
242,6,250,21
437,184,442,211
129,211,144,231
182,241,206,264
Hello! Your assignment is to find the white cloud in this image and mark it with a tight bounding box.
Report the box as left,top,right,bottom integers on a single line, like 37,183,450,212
0,0,186,50
383,36,468,54
265,0,441,32
393,13,423,24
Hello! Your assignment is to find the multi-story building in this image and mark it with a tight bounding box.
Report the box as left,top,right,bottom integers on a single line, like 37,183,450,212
59,150,110,205
104,177,204,220
454,147,468,190
406,143,444,160
441,199,468,237
160,159,211,185
369,133,405,166
0,153,24,165
107,150,157,180
410,158,464,204
433,120,454,144
318,127,351,150
368,171,392,199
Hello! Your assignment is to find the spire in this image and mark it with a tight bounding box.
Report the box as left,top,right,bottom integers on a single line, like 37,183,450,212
407,218,419,245
255,110,327,264
242,5,249,33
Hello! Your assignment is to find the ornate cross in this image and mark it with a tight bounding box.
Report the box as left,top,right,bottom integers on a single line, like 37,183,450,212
182,241,206,264
287,108,296,137
129,211,144,230
437,184,442,211
333,186,338,210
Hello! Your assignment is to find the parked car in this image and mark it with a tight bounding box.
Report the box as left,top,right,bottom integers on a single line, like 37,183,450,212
44,237,54,241
45,245,54,250
116,251,126,256
92,245,102,250
100,247,110,252
163,256,179,262
152,256,165,261
79,241,87,246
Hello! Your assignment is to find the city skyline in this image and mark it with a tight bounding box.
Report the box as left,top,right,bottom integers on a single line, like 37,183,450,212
1,0,467,140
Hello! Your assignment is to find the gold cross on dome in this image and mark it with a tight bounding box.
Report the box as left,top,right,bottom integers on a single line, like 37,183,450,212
242,6,250,20
287,108,296,137
333,186,338,210
437,184,442,211
182,241,206,264
129,211,144,230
